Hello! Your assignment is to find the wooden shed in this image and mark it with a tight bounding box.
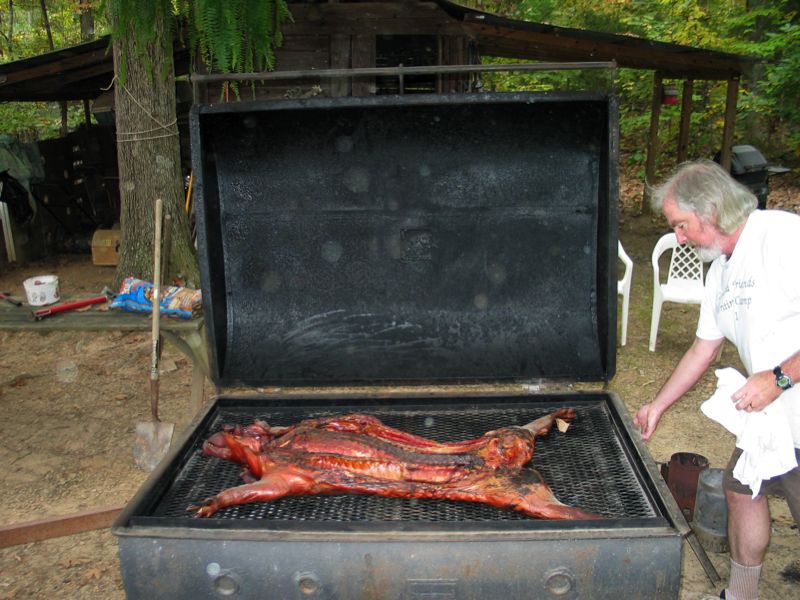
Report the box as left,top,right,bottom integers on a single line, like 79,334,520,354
190,0,758,184
0,1,759,193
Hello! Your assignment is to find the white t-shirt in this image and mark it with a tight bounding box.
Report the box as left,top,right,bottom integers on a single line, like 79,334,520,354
697,209,800,446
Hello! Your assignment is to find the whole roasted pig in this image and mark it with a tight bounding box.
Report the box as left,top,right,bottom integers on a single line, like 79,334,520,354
188,409,600,520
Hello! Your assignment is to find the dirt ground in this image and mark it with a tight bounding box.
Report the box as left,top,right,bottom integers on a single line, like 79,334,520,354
1,174,799,599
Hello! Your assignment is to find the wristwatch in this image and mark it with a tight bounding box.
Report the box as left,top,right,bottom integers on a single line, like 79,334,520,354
773,365,794,391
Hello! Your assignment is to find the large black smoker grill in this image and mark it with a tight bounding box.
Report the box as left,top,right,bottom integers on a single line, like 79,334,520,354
114,93,685,599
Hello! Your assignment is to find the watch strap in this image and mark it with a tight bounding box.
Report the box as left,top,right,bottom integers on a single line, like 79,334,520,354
774,365,793,390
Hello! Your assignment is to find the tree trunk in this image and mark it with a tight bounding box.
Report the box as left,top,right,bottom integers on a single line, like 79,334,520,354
111,14,199,289
39,0,53,49
7,1,13,57
78,0,94,41
39,0,69,137
641,72,664,213
744,0,767,144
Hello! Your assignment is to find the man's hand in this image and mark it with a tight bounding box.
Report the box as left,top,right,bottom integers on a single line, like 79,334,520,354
633,337,724,443
731,369,782,413
633,402,664,441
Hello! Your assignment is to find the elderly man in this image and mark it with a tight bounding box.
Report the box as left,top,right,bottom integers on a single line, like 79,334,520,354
633,160,800,600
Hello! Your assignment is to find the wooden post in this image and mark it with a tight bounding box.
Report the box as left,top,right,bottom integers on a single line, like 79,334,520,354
642,72,663,212
438,36,467,93
60,101,69,137
329,34,351,97
677,79,694,164
719,77,740,171
351,35,376,96
436,36,444,94
83,98,92,128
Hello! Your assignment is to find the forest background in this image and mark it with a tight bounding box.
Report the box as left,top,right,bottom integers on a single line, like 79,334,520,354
0,0,799,180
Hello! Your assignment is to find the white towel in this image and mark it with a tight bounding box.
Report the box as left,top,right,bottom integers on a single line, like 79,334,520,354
700,367,797,497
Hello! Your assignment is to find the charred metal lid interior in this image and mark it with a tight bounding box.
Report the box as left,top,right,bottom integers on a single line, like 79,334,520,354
191,92,618,388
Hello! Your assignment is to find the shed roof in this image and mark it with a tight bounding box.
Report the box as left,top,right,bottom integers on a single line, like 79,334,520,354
0,36,191,103
437,0,758,80
0,37,114,102
0,1,758,103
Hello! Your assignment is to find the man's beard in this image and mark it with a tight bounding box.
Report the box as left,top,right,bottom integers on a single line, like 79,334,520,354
694,241,723,263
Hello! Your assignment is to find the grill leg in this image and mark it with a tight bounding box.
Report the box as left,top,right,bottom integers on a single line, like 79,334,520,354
686,529,722,585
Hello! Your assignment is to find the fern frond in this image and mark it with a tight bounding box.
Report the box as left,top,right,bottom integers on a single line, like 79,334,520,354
106,0,291,81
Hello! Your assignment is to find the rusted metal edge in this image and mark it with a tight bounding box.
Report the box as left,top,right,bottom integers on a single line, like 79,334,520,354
0,506,124,549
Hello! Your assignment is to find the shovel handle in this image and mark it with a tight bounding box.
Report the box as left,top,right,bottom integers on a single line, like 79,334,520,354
150,198,163,422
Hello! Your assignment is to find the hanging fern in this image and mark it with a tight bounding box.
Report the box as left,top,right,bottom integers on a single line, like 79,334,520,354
105,0,291,82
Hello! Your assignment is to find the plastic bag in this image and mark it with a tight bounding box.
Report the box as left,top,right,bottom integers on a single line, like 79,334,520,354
109,277,202,319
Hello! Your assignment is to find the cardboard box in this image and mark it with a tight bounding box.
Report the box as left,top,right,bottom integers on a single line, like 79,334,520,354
91,229,120,266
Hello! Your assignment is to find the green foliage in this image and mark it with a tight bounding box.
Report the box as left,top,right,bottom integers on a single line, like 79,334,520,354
0,101,92,139
3,0,800,161
464,0,800,167
757,22,800,122
0,2,107,139
479,58,615,95
0,0,107,60
726,3,800,154
106,0,291,82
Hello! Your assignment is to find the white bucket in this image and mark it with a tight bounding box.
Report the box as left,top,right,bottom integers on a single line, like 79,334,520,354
23,275,60,306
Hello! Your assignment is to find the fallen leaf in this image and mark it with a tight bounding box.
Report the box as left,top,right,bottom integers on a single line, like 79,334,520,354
58,557,91,569
11,375,30,387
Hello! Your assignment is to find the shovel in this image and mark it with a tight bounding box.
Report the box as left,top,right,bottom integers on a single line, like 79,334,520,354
133,198,175,471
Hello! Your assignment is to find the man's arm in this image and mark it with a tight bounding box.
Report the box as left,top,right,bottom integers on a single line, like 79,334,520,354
633,336,724,441
732,350,800,412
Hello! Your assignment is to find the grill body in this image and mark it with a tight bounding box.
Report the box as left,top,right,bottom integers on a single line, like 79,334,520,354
114,92,683,599
118,535,678,599
114,392,682,599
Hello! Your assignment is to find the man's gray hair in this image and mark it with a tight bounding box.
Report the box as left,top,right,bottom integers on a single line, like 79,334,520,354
651,159,757,234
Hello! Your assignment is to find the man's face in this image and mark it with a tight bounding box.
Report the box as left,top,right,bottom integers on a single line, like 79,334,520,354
662,197,722,262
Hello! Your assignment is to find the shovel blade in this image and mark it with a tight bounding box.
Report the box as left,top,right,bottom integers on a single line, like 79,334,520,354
133,421,175,472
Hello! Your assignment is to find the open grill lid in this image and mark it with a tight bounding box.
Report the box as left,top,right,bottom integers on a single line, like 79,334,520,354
190,92,618,388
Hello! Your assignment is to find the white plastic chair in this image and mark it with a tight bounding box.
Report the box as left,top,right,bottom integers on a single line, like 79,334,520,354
617,241,633,346
649,233,705,352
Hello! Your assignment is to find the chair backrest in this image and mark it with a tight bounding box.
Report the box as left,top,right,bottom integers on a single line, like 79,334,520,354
618,241,632,293
652,232,703,286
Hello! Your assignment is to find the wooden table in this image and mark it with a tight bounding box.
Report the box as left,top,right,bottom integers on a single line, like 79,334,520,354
0,299,210,415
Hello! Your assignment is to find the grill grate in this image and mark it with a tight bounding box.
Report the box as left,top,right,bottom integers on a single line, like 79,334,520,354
150,399,655,523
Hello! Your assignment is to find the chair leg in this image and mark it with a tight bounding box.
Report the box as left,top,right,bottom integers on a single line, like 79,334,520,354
649,296,663,352
621,293,630,346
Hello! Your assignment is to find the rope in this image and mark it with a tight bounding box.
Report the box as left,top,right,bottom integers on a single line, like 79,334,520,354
103,75,179,143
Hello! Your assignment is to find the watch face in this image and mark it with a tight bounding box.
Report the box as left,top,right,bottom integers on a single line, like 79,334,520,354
777,374,793,389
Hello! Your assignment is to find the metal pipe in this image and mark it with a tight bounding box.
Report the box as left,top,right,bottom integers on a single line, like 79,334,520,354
190,61,617,84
